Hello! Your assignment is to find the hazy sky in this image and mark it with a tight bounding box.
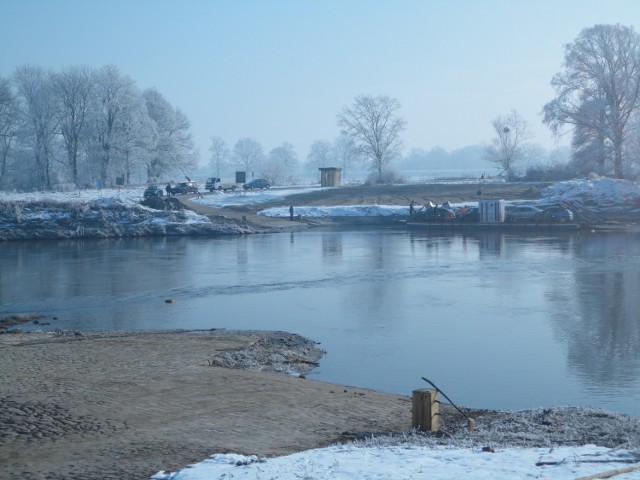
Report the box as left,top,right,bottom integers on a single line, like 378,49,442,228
2,0,640,166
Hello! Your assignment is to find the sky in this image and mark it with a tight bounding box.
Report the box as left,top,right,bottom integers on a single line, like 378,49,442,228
2,0,640,167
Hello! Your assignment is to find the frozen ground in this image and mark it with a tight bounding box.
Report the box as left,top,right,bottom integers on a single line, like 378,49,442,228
153,443,640,479
194,177,640,219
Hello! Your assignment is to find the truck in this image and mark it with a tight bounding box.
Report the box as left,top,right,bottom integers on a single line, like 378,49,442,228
205,177,239,192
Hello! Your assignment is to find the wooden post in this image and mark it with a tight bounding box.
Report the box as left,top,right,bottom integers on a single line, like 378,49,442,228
412,388,440,432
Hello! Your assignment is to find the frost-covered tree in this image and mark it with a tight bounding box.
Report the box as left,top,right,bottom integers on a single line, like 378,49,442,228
143,88,198,181
305,139,332,180
332,133,359,180
232,137,264,175
484,110,532,179
51,65,93,186
264,142,298,185
116,96,157,184
86,65,141,186
625,111,640,176
208,135,229,177
543,24,640,178
0,75,19,188
13,65,59,189
2,63,197,189
336,94,406,183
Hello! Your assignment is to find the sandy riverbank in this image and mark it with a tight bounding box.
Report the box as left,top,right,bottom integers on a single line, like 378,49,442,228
2,329,640,479
0,330,411,480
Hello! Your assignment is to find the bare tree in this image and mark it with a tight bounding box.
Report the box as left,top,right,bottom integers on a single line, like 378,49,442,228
0,76,19,188
13,65,59,189
305,139,332,180
208,136,229,177
336,94,406,183
543,24,640,178
626,111,640,176
51,65,93,186
332,133,359,180
232,138,264,176
265,142,298,184
484,110,532,179
568,99,611,176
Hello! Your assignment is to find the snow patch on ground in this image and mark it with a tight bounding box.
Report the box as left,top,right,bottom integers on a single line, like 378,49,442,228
152,444,640,480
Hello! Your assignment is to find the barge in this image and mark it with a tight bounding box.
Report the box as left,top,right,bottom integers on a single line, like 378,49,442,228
405,221,582,232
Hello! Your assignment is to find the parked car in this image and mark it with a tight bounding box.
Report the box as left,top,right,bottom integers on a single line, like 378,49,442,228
536,205,574,223
171,181,198,195
143,184,164,198
505,205,543,223
205,177,238,192
243,178,270,190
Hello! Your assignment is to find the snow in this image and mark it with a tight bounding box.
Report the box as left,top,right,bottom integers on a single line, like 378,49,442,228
187,177,640,218
190,186,320,208
188,186,417,217
3,178,640,477
0,186,145,203
152,444,640,479
2,178,638,220
262,204,409,217
540,177,640,208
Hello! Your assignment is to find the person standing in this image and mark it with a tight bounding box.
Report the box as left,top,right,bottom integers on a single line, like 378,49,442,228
165,182,172,196
289,205,294,221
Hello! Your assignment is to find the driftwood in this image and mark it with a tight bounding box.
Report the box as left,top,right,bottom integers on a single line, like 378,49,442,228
536,459,566,466
421,377,475,432
535,457,640,479
574,463,640,480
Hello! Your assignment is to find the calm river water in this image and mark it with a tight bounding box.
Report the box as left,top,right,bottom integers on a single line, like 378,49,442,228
2,228,640,415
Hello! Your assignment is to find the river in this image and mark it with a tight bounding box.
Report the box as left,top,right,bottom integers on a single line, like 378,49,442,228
2,228,640,415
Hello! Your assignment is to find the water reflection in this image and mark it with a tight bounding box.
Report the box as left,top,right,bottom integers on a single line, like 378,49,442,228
2,230,640,414
561,233,640,387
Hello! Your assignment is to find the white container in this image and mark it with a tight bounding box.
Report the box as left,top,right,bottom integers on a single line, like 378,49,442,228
479,199,505,223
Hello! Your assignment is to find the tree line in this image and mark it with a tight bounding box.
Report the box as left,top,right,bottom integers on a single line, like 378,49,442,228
207,134,365,186
209,94,405,186
3,24,639,191
0,64,197,191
